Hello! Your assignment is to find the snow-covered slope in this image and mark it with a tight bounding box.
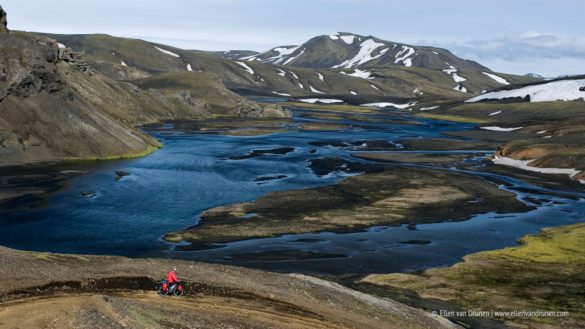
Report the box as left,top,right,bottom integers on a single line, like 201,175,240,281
242,32,489,73
467,78,585,103
41,32,540,99
233,32,542,95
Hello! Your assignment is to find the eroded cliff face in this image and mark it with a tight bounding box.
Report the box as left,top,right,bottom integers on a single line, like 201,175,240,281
0,6,8,34
0,15,288,164
0,33,163,163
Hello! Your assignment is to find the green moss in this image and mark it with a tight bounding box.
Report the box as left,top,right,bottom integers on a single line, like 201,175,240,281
74,144,161,162
30,252,89,262
481,224,585,263
362,224,585,328
278,102,378,113
127,306,164,327
417,113,487,124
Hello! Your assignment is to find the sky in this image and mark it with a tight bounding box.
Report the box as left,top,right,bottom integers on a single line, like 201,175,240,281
2,0,584,76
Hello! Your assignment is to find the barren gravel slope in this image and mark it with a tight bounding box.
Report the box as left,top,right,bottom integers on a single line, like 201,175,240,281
0,247,458,329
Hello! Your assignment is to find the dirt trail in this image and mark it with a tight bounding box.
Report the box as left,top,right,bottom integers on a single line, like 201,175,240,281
0,291,354,329
0,246,459,329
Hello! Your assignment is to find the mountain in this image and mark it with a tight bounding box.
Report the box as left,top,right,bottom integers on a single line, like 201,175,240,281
39,33,459,99
237,32,539,95
245,32,484,71
525,73,546,79
0,8,287,165
41,33,538,100
413,75,585,183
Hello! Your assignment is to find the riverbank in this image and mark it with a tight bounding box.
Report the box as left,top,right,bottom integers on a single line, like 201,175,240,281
416,101,585,183
360,223,585,329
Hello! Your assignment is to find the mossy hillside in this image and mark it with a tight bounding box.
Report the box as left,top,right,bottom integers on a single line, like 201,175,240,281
416,100,585,175
370,66,470,98
438,100,585,125
362,224,585,328
132,71,260,116
38,33,414,99
39,33,536,100
0,32,278,165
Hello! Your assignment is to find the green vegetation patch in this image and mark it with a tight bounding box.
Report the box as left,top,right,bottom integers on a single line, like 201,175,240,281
362,224,585,328
165,166,530,245
417,113,487,124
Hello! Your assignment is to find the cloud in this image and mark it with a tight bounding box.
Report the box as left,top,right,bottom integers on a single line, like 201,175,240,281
425,33,585,76
449,33,585,60
451,33,585,60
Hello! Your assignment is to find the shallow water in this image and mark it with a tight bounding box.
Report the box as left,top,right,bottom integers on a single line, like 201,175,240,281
1,105,583,275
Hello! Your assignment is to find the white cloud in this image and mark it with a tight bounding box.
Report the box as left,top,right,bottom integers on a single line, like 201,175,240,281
430,32,585,76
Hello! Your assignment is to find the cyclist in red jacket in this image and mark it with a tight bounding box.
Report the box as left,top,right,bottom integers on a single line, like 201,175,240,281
167,266,179,293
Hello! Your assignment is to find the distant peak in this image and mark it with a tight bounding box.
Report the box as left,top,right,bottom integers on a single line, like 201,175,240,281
525,73,545,79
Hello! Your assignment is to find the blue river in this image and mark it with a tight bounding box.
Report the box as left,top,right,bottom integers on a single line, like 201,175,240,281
1,104,583,275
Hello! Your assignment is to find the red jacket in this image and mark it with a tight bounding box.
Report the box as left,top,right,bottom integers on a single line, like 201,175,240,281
167,270,178,283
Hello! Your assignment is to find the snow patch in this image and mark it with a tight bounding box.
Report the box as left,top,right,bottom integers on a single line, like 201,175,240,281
154,46,180,58
467,78,585,103
57,43,66,49
298,83,304,89
333,39,386,68
443,64,467,92
481,126,523,131
537,130,548,134
419,106,439,111
394,45,415,67
272,91,291,97
121,61,128,67
360,102,416,109
329,33,340,40
276,68,286,77
442,66,457,75
289,71,299,79
235,61,255,75
346,69,373,79
452,73,466,83
267,46,299,65
489,110,502,116
310,85,325,94
493,156,581,179
283,48,305,65
240,53,258,61
370,84,380,91
299,98,344,104
454,84,467,93
317,72,325,82
482,72,510,85
350,91,358,95
340,35,355,44
187,63,193,71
